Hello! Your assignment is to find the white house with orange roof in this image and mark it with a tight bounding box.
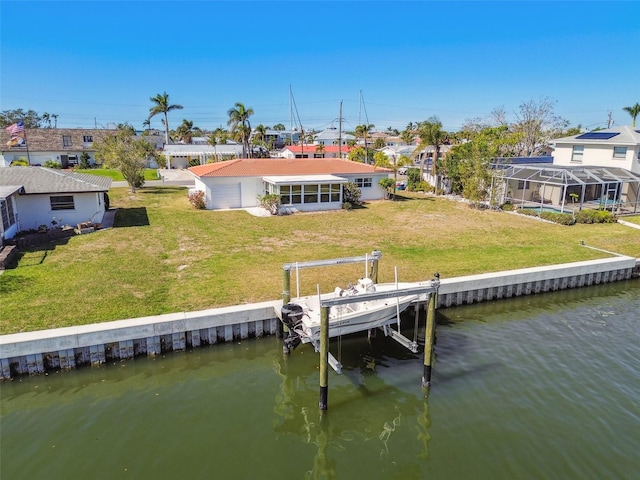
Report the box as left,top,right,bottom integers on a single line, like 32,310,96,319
188,158,391,211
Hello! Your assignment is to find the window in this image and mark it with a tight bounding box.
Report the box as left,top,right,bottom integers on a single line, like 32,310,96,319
313,153,325,158
303,184,318,203
291,185,302,204
571,145,584,163
355,177,372,188
280,185,290,204
67,155,78,165
50,195,75,210
1,198,16,230
62,135,72,147
517,180,530,190
613,146,627,159
83,135,93,143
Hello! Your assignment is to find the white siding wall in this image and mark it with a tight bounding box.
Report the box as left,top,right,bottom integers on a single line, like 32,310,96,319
343,173,389,201
15,192,104,232
553,143,639,173
196,173,388,210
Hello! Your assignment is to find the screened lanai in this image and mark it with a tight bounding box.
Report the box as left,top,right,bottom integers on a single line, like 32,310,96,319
494,164,640,215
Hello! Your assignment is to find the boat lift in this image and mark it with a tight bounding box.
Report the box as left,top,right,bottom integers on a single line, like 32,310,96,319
281,251,439,374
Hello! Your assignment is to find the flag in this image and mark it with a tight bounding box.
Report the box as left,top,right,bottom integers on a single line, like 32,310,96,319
5,121,25,136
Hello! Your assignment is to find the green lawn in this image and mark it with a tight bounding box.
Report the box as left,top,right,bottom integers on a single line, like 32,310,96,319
623,215,640,226
1,188,639,334
75,168,160,181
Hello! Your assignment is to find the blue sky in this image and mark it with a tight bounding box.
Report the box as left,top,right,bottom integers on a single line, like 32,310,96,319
2,1,639,133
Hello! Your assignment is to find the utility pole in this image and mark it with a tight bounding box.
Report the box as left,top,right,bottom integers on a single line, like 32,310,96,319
607,111,613,129
338,101,343,159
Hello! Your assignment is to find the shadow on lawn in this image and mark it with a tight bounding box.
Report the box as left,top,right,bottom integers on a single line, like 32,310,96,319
114,207,150,227
389,193,436,202
140,186,186,195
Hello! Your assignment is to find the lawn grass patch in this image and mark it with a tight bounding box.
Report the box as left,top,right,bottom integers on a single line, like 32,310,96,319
75,168,159,181
2,189,639,334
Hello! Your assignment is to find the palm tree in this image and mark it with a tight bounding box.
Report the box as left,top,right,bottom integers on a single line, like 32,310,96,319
315,143,326,157
622,103,640,127
415,117,445,182
148,92,183,146
227,102,254,158
355,123,375,163
42,112,51,128
52,114,58,128
175,119,194,144
142,118,151,133
207,127,227,161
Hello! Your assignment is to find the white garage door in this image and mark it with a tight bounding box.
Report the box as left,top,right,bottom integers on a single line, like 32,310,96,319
211,183,242,209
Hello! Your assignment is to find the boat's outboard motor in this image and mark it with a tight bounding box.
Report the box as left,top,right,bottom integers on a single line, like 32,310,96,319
281,303,304,354
281,303,304,330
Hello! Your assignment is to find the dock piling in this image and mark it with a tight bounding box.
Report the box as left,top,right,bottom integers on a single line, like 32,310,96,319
422,274,440,389
319,304,329,410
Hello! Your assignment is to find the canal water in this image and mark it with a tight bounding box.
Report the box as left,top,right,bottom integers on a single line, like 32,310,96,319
1,279,639,479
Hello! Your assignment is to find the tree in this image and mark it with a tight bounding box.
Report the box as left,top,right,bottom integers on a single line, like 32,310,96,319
142,118,151,133
374,151,412,199
374,137,386,149
445,127,504,205
253,124,267,147
176,119,195,144
273,123,286,131
355,123,375,163
513,97,568,156
42,112,51,128
415,117,444,181
348,146,366,163
315,143,326,156
622,102,640,127
79,152,91,169
94,127,157,193
207,127,228,161
148,92,183,146
227,102,254,158
0,109,42,128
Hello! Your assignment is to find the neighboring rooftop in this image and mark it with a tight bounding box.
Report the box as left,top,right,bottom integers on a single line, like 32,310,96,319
0,167,112,193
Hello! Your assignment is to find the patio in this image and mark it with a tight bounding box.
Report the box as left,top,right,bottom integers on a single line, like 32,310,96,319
493,164,640,215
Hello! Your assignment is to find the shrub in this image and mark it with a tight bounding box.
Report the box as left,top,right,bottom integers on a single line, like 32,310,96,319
574,210,617,224
342,182,362,207
518,208,539,217
540,212,576,225
43,160,61,169
257,193,280,215
501,202,515,211
79,152,91,169
188,190,206,209
342,202,353,211
409,180,433,193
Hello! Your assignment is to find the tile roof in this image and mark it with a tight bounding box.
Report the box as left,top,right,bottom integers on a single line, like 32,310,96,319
0,167,112,194
189,158,391,177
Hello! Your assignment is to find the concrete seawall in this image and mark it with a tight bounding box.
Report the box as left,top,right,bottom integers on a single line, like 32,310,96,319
2,256,638,379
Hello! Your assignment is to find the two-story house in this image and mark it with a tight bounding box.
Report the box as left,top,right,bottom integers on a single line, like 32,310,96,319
499,126,640,214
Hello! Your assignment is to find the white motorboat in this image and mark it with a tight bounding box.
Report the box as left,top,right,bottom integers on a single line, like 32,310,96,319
280,277,419,352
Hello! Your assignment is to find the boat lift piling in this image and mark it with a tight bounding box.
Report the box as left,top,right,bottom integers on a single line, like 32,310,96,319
422,273,440,389
316,282,437,409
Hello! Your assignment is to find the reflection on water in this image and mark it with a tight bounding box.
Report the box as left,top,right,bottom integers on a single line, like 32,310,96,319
1,279,639,479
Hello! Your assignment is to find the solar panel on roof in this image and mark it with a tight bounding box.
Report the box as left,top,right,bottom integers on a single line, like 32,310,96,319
576,132,619,140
